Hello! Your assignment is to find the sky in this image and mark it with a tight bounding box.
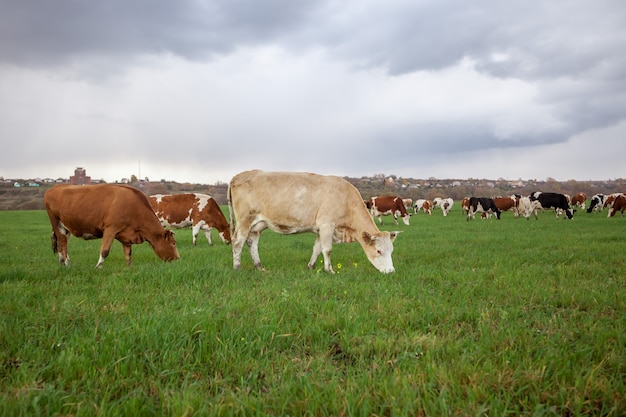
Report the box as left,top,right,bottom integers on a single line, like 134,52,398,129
1,0,625,184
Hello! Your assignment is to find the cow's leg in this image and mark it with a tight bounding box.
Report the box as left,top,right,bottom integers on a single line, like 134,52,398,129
123,244,132,266
247,231,264,271
307,237,323,270
96,231,116,268
393,215,399,225
313,228,335,273
54,222,71,266
202,226,214,246
231,227,246,270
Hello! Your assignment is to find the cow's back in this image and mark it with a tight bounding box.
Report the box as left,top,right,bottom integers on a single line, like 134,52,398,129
45,184,155,234
229,170,366,229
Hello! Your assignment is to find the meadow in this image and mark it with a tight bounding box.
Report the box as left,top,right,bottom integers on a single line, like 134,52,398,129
0,206,624,416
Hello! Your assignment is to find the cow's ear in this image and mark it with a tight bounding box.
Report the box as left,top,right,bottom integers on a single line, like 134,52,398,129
362,231,374,245
389,231,401,242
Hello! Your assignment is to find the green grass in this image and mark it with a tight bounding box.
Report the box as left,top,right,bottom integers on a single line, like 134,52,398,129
0,208,625,416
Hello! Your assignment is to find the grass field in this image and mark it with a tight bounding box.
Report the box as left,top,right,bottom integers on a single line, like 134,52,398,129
0,207,624,416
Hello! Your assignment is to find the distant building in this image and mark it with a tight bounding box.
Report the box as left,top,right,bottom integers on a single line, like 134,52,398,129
69,167,91,185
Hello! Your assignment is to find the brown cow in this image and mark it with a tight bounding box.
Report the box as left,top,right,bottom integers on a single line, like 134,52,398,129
571,192,587,209
461,197,470,215
228,170,399,273
367,196,411,225
44,184,180,268
493,195,519,218
608,194,626,217
149,193,231,246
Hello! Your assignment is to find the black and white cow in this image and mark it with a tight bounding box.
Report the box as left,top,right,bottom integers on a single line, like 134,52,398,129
530,191,575,219
467,197,501,220
586,194,606,213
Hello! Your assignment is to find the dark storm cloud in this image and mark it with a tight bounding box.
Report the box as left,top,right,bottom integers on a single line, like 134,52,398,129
1,0,625,182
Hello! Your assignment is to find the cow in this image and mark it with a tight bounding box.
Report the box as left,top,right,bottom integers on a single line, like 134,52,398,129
402,198,413,212
461,197,470,215
587,194,606,213
608,194,626,217
603,193,624,211
413,199,432,215
228,170,399,273
149,193,231,246
529,191,575,219
571,192,587,209
367,196,411,225
44,184,180,268
518,196,543,220
467,197,501,220
493,195,519,218
433,197,454,216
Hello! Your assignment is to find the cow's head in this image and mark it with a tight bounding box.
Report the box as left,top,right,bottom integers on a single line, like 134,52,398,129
565,208,575,219
361,231,399,273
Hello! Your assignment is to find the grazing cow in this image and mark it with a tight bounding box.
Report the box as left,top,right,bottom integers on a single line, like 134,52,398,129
149,193,231,246
402,198,413,212
571,192,587,209
603,193,624,211
467,197,501,220
608,194,626,217
461,197,470,215
518,196,543,220
433,197,454,216
587,194,606,213
44,184,180,268
228,170,399,273
413,199,432,215
530,191,575,219
367,196,411,225
493,195,519,218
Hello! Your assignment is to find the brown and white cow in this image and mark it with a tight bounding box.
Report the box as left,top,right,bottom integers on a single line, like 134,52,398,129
228,170,399,273
433,197,454,216
413,199,432,215
603,193,624,211
607,194,626,217
402,198,413,212
461,197,470,215
149,193,231,246
493,195,519,218
44,184,180,268
571,192,587,209
367,196,411,225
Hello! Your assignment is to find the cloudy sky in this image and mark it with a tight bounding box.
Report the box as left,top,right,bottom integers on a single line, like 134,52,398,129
1,0,625,184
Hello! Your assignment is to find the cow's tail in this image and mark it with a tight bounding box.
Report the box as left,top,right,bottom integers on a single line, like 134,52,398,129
50,231,58,254
227,181,235,238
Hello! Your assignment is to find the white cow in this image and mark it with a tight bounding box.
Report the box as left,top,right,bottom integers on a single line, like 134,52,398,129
518,196,543,219
228,170,400,273
433,197,454,216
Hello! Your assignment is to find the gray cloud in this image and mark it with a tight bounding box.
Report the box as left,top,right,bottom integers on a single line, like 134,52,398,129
1,0,625,183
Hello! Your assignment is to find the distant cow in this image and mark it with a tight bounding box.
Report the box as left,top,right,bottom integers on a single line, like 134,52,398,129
493,195,519,218
530,191,575,219
402,198,413,211
44,184,180,268
586,194,606,213
413,199,432,215
518,196,543,220
608,194,626,217
467,197,501,220
228,170,399,273
367,196,411,225
461,197,470,215
603,193,624,211
571,192,587,209
433,197,454,216
149,193,231,246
